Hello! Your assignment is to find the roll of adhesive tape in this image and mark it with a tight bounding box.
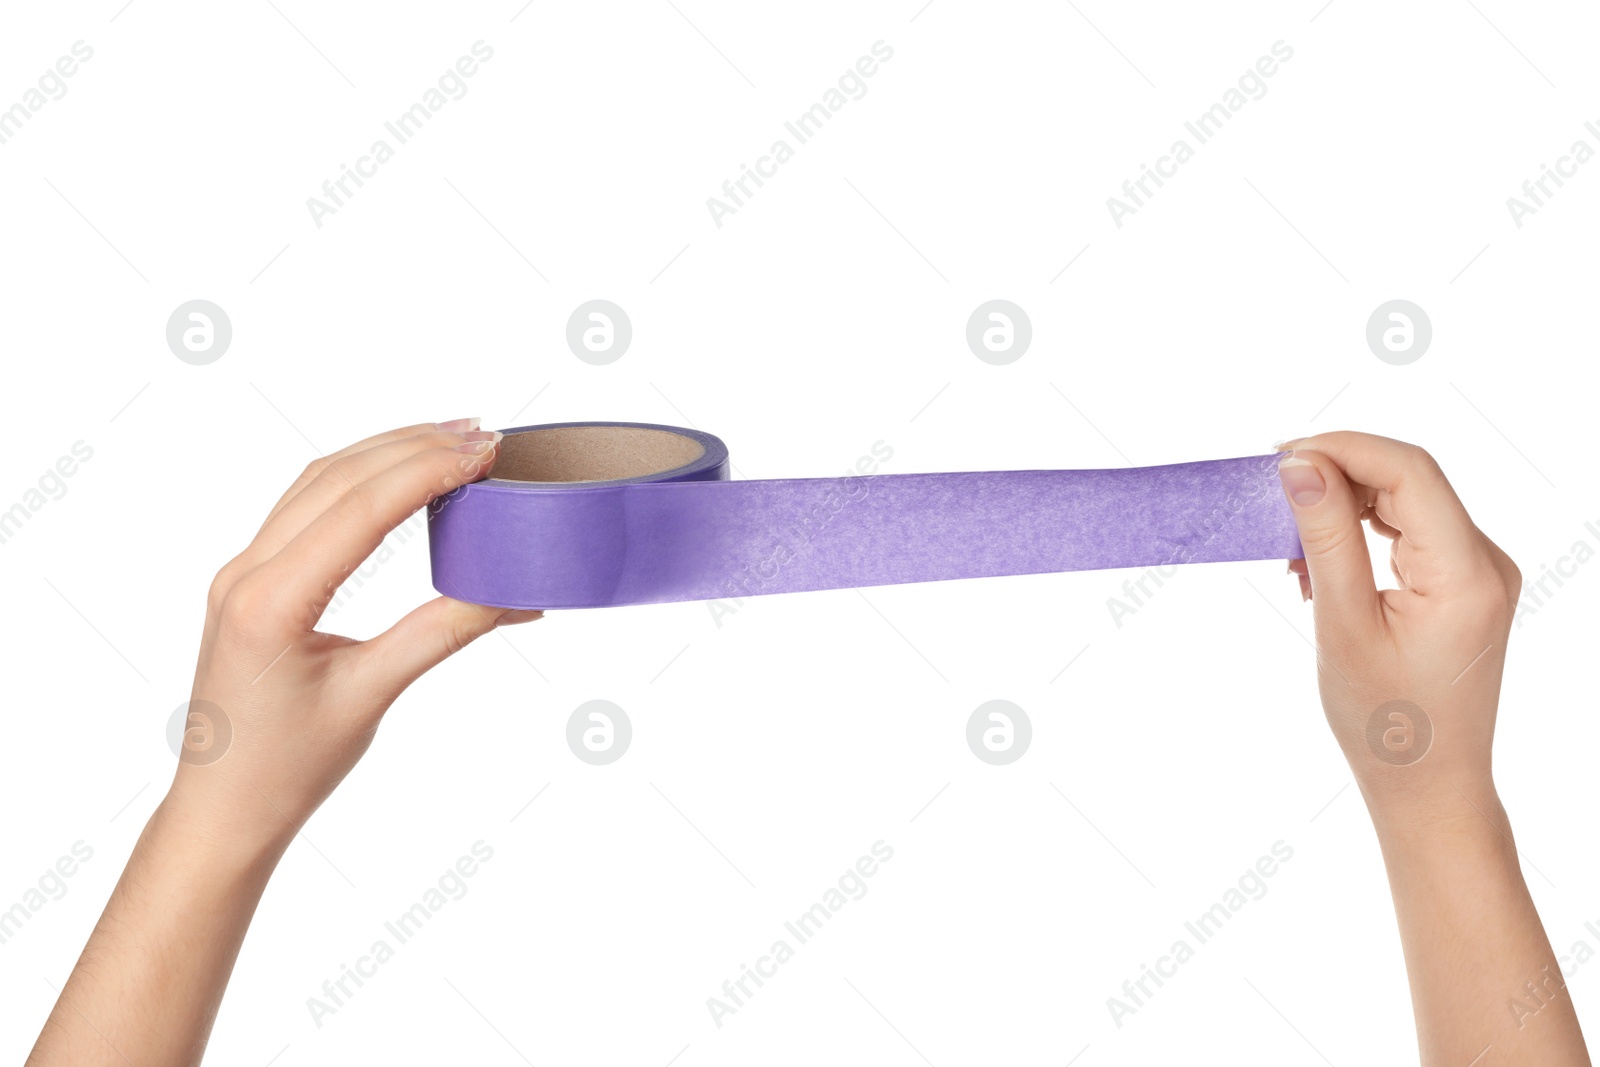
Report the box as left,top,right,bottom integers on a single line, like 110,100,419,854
427,421,1304,610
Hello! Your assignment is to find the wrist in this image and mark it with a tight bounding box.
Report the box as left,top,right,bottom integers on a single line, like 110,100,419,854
1357,772,1509,851
151,781,297,883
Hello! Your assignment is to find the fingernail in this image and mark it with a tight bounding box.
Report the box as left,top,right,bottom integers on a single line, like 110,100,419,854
459,430,500,442
1277,454,1326,506
496,609,544,627
454,432,502,455
437,417,481,432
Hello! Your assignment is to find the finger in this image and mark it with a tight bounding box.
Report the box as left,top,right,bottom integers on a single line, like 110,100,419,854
249,429,498,559
1389,539,1407,589
1363,505,1403,542
1276,448,1379,625
258,440,501,630
260,419,481,527
1276,432,1478,584
358,597,543,700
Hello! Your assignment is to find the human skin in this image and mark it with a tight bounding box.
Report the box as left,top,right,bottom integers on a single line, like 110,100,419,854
1277,431,1588,1065
27,420,542,1066
26,427,1585,1063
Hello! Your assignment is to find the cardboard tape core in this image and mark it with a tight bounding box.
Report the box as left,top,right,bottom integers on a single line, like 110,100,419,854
492,425,707,484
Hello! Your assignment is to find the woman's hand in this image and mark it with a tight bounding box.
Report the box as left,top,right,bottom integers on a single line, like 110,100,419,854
29,419,542,1067
169,419,542,847
1276,430,1521,814
1277,431,1587,1066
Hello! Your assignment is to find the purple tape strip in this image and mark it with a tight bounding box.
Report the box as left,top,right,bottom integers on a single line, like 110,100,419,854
428,422,1304,609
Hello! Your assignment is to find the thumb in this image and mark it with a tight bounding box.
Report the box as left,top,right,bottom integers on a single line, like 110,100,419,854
1276,449,1378,627
361,596,543,698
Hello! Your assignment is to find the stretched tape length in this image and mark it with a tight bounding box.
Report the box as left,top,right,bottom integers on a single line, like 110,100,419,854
427,422,1304,610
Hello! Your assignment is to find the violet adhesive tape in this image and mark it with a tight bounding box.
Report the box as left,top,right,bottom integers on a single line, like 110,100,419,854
427,421,1305,610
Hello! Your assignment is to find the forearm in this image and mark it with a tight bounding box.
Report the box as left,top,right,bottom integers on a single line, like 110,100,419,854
1366,780,1589,1066
28,794,291,1066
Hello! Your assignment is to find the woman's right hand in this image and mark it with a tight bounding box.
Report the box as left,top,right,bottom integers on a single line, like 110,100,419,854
1273,431,1523,816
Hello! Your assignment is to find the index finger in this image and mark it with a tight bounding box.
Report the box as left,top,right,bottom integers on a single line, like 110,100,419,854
1278,431,1478,560
260,418,480,526
255,439,501,633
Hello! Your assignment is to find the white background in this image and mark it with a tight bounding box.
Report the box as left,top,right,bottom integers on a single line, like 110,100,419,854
2,1,1597,1063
